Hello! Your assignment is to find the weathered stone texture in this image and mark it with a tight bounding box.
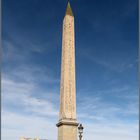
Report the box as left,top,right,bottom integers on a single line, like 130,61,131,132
57,2,78,140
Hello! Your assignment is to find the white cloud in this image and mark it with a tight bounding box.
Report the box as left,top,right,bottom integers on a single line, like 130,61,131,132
2,77,58,117
2,110,57,140
83,123,138,140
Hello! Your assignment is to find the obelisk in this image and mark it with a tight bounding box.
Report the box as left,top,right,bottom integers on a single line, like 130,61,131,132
56,2,78,140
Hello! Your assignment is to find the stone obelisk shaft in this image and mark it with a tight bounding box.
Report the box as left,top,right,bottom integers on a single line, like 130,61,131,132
59,3,76,120
56,2,78,140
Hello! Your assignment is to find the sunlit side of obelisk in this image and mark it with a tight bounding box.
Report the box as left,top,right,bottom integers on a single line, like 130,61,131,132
56,2,78,140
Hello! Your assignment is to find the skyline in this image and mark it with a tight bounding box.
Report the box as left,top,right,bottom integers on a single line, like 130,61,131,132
2,0,138,140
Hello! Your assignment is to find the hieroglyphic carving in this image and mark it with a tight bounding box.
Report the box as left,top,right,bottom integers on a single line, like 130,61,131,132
59,14,76,120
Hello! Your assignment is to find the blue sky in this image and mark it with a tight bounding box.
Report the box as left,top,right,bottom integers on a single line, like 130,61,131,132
2,0,138,140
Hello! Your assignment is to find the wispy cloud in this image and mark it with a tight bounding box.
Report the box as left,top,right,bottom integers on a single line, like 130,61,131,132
2,76,59,117
80,48,137,73
77,85,138,124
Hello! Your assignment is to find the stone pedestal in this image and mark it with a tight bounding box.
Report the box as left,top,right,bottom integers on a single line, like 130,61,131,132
57,119,78,140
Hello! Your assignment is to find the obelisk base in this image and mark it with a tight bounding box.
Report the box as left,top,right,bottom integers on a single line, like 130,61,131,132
56,119,79,140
